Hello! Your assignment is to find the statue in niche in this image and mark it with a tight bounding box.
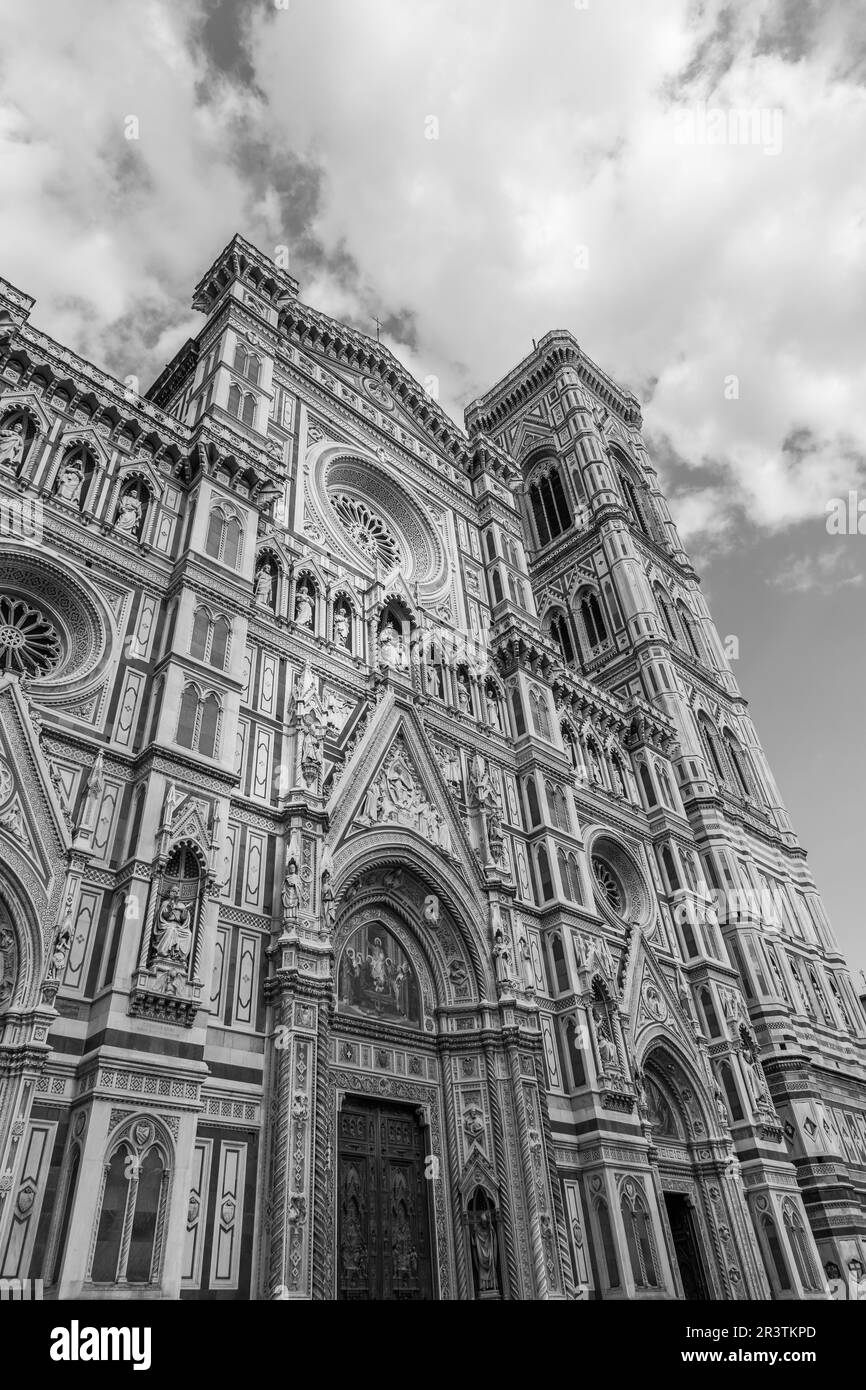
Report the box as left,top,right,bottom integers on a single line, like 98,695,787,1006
295,582,314,628
674,962,692,1014
712,1078,730,1127
300,715,324,789
456,672,471,713
115,490,143,535
0,420,24,469
321,869,336,932
588,740,604,786
468,1193,500,1297
434,811,452,855
56,458,84,504
592,1004,617,1071
378,620,403,669
281,857,301,922
610,756,626,798
485,687,500,730
633,1067,650,1119
492,927,512,988
255,564,273,608
154,886,193,965
333,604,351,648
742,1041,772,1112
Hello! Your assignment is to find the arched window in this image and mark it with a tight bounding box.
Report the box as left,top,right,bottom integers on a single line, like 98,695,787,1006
698,716,730,789
760,1214,791,1292
783,1205,820,1291
638,762,657,809
579,590,608,649
595,1199,620,1289
190,608,231,670
621,472,650,538
241,392,256,427
558,848,574,902
717,1061,744,1122
91,1130,169,1287
529,687,552,739
528,463,571,546
227,382,241,419
233,343,261,386
205,507,243,568
604,581,623,631
622,1189,659,1289
677,601,705,662
546,782,569,830
654,585,679,643
537,847,554,902
511,689,526,737
661,845,680,893
567,854,583,904
198,693,220,757
490,568,504,605
524,776,541,827
549,611,575,666
563,1016,586,1088
699,986,721,1038
723,732,758,801
550,932,569,991
176,684,222,758
190,606,210,662
210,616,231,671
656,762,677,809
485,530,497,560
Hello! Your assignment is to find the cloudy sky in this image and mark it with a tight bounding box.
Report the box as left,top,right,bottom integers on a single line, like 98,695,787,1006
1,0,864,979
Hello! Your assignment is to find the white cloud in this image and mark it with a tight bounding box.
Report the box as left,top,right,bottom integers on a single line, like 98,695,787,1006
0,0,864,549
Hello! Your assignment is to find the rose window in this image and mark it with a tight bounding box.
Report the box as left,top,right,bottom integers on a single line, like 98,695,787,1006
331,495,400,569
0,596,62,676
592,857,624,915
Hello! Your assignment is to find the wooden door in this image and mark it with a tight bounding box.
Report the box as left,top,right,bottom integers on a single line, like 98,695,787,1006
337,1098,434,1300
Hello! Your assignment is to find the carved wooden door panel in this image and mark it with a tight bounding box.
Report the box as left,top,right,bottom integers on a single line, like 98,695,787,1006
337,1099,433,1300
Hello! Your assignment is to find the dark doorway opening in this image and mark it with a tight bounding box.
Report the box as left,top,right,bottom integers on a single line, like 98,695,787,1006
664,1190,711,1300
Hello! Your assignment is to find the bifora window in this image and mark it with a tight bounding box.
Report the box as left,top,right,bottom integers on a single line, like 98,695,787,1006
528,465,571,546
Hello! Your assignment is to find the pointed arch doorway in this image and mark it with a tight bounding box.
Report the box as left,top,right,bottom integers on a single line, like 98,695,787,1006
642,1048,718,1301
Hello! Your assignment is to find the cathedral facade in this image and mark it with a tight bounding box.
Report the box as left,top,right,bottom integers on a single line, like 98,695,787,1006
0,234,863,1301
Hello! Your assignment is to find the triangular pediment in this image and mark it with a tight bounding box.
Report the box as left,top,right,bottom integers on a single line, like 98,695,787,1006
326,694,482,895
623,934,698,1057
0,389,52,434
511,414,553,469
58,425,112,466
